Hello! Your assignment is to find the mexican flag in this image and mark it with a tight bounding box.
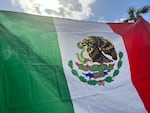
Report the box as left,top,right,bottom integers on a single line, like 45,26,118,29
0,11,150,113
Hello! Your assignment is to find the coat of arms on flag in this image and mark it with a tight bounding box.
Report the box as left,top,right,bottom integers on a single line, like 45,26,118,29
68,36,123,86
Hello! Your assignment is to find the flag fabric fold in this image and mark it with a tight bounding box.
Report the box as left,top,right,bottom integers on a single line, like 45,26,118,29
0,11,150,113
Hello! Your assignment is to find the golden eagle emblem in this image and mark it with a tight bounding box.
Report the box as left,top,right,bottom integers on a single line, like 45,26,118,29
77,36,117,64
68,36,123,86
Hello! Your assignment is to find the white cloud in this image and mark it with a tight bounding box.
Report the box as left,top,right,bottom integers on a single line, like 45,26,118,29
98,16,128,23
98,17,109,23
11,0,96,20
114,17,127,23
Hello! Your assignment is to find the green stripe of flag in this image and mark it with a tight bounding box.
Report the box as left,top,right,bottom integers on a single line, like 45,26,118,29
0,11,74,113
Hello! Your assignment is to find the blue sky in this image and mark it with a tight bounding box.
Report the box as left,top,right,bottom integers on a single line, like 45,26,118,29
0,0,150,22
90,0,150,22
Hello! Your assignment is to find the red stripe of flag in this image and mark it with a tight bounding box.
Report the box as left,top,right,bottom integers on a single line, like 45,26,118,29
109,18,150,112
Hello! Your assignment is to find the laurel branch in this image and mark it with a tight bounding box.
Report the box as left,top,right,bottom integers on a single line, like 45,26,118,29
68,51,123,86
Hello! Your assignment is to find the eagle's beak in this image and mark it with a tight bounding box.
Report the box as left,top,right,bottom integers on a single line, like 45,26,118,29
77,41,82,49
